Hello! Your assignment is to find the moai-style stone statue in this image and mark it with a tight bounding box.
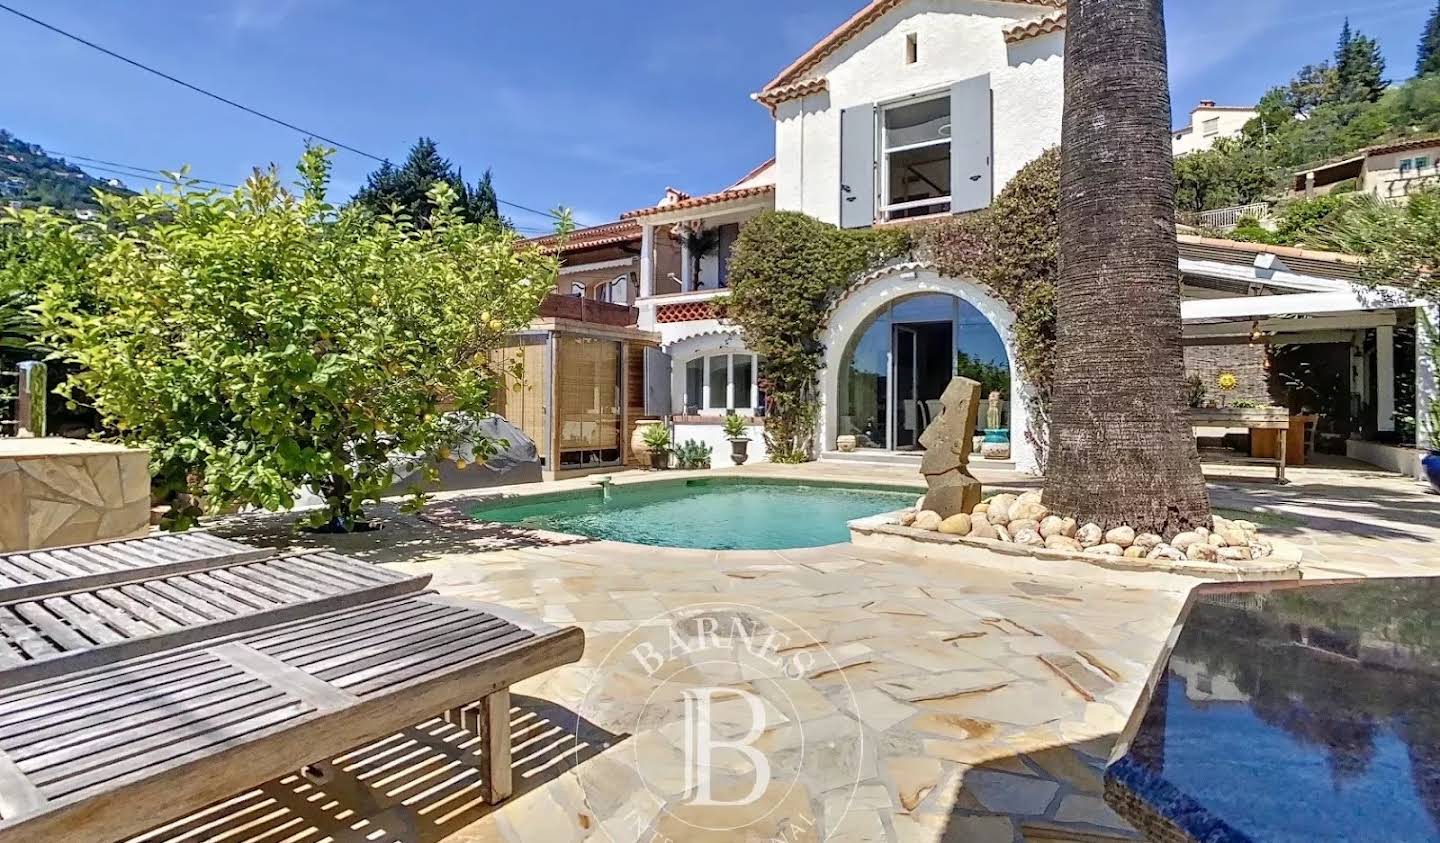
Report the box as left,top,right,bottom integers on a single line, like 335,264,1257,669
918,377,983,518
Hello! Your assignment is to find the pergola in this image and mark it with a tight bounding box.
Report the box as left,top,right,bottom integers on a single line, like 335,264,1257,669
1177,241,1431,459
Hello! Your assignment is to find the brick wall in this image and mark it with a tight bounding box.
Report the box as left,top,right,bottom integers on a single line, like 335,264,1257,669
1184,344,1272,405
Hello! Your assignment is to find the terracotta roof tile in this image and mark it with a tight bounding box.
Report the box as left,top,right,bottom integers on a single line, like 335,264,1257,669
621,185,776,220
755,78,829,109
759,0,1064,95
525,219,640,253
1003,9,1067,43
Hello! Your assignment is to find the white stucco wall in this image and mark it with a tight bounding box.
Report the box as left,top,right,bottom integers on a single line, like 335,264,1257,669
673,422,769,469
772,0,1064,225
819,264,1036,474
1362,148,1440,201
1172,107,1256,156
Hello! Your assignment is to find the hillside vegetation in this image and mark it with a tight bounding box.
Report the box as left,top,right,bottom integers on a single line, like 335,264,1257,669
0,130,127,210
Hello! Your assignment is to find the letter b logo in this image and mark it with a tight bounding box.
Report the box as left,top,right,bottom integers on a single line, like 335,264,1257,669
681,688,773,806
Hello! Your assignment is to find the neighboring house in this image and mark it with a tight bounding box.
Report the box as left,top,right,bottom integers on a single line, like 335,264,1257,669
1293,137,1440,203
485,223,682,480
1172,101,1257,156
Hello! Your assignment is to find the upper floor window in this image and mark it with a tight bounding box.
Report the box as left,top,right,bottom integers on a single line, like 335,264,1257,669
1401,158,1416,174
905,33,919,65
1416,156,1431,171
882,95,952,221
1202,117,1220,137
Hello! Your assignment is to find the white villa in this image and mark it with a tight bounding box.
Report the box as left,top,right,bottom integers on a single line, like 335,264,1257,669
1172,100,1258,157
526,0,1433,480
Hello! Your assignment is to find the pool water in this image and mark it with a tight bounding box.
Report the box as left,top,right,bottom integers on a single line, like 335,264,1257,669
472,480,918,550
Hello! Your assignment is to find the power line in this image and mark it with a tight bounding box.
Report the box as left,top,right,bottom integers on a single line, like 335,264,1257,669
51,152,240,189
0,3,389,164
0,3,578,223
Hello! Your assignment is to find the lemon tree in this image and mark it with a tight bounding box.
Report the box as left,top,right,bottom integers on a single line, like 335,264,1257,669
11,145,556,530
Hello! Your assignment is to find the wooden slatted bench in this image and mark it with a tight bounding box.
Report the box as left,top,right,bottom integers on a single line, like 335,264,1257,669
0,534,272,604
0,592,584,843
0,551,429,689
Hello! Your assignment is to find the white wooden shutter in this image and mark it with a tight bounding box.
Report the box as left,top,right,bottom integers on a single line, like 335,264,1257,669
840,105,877,228
950,74,993,213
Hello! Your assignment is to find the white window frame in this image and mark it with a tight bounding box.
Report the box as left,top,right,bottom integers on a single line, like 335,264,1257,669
879,90,953,222
683,353,758,415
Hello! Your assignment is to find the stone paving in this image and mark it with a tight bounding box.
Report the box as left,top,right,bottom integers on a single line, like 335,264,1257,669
157,457,1440,843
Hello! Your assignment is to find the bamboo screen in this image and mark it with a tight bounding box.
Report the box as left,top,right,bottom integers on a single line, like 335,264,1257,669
557,336,622,459
488,340,548,461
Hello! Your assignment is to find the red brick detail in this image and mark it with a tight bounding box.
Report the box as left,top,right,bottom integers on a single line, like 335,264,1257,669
655,301,718,323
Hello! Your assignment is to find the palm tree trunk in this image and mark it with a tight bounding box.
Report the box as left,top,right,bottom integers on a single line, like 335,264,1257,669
1043,0,1211,537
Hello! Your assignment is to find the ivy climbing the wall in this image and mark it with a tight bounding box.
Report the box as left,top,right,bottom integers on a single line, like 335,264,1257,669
724,149,1060,466
724,212,909,462
918,147,1061,468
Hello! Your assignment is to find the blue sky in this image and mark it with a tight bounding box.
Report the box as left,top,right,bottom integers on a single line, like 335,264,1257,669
1,0,1435,234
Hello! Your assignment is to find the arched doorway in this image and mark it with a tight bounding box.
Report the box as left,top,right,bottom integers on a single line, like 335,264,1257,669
820,265,1031,470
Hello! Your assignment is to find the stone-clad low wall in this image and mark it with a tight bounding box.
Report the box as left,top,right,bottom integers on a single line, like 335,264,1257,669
0,438,150,552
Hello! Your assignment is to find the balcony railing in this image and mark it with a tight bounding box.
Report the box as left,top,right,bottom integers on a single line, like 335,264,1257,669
1180,202,1270,232
537,294,639,328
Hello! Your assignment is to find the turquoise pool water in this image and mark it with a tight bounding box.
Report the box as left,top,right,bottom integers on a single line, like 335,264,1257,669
471,480,918,550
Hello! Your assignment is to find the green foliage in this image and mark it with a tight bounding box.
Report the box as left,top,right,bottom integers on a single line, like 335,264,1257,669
353,137,506,228
674,440,712,470
641,423,672,451
1320,189,1440,298
0,129,131,211
1226,217,1279,245
1174,138,1274,212
1185,375,1207,409
1335,21,1388,105
725,211,910,462
7,145,555,530
920,148,1060,467
1274,194,1354,243
721,413,748,440
1421,1,1440,77
922,148,1059,395
954,351,1009,399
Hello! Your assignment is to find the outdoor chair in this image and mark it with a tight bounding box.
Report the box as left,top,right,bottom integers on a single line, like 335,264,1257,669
0,539,585,843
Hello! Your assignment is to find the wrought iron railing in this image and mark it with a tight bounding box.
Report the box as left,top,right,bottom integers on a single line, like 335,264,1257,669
0,361,46,437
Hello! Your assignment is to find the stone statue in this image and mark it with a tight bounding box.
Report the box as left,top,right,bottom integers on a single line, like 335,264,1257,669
918,377,983,518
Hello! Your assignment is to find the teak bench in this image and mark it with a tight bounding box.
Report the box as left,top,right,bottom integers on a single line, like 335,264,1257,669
0,551,427,688
0,533,272,604
0,539,585,843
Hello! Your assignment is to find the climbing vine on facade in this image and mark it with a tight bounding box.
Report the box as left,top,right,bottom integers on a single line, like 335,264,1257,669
724,212,909,462
918,147,1061,467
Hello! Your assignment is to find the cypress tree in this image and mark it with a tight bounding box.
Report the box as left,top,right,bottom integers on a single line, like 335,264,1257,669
353,138,505,228
1335,21,1388,103
1420,0,1440,77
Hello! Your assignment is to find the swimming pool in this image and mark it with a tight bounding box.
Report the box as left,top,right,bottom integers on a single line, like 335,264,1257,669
470,479,919,550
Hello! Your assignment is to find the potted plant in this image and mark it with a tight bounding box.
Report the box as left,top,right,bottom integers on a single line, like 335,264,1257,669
641,424,672,470
723,413,750,465
675,439,713,470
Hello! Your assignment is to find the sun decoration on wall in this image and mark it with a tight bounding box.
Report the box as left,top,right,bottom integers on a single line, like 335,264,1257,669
1216,372,1238,407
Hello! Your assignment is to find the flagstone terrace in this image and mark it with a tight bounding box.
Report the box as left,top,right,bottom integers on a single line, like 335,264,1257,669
173,458,1440,843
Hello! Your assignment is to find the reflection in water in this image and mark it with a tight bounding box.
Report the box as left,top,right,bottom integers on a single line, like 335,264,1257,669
1111,579,1440,842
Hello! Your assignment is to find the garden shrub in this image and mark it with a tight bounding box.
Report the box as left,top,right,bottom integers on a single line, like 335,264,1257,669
725,212,909,462
918,148,1061,466
6,145,556,530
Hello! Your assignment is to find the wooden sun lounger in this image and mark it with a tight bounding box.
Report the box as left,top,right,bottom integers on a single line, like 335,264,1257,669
0,533,272,604
0,551,428,689
0,535,584,841
0,591,585,843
